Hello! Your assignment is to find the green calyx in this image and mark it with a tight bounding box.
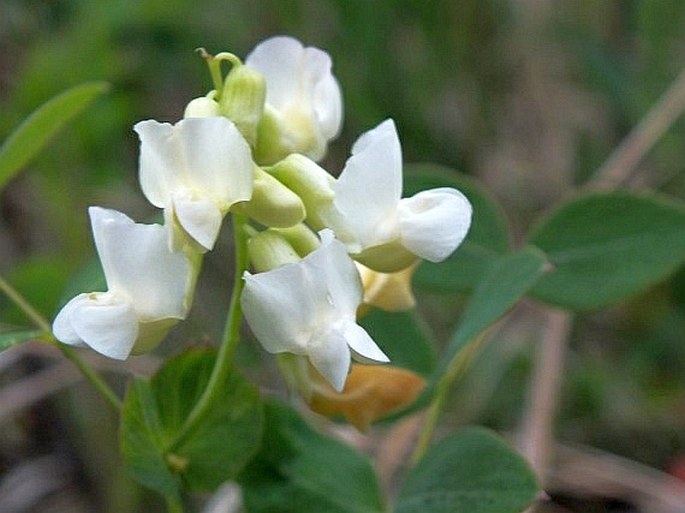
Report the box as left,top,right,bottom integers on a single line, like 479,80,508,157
247,229,301,272
268,154,336,230
196,48,266,145
231,166,306,229
219,63,266,146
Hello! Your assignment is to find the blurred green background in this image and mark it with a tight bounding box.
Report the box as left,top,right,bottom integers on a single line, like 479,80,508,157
2,1,685,511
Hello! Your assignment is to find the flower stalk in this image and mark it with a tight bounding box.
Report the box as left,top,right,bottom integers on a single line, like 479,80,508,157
167,214,249,452
0,274,122,412
411,332,487,464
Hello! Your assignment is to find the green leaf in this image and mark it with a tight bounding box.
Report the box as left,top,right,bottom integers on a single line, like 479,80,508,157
404,163,511,292
433,247,547,383
240,400,385,513
395,427,538,513
0,328,44,352
121,378,180,499
121,349,264,495
529,191,685,310
0,81,110,190
359,309,437,376
385,247,547,419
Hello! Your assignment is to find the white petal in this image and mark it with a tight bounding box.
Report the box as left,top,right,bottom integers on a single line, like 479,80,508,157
241,232,370,392
306,230,363,316
52,293,92,347
247,36,342,149
398,188,473,262
309,327,351,392
176,117,253,208
343,321,389,363
134,120,184,208
313,75,342,139
304,47,343,140
172,192,223,251
88,207,193,320
246,36,306,110
334,119,403,249
241,266,316,355
70,295,139,360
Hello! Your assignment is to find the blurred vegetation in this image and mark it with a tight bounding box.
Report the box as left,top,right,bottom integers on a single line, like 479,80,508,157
2,0,685,511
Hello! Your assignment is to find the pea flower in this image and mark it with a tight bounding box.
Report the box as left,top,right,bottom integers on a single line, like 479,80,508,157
52,207,196,360
333,119,473,272
134,116,253,251
245,35,343,164
241,230,389,392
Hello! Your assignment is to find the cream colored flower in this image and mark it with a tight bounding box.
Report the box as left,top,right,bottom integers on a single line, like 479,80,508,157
53,208,196,359
241,230,388,391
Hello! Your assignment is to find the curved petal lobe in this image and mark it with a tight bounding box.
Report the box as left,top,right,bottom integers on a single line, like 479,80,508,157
172,193,223,251
398,187,473,262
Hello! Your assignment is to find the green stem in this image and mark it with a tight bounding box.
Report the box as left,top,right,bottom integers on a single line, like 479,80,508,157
168,214,249,452
165,494,184,513
196,48,242,103
0,274,122,412
411,334,487,464
196,48,224,97
55,341,122,411
0,274,52,333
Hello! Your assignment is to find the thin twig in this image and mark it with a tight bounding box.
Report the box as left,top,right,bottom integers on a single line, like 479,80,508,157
592,65,685,189
518,308,572,477
519,65,685,485
551,443,685,513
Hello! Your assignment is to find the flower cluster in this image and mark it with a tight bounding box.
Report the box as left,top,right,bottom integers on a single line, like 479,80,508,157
52,36,472,397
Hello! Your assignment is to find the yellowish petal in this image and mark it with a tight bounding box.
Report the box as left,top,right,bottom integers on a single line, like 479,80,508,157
356,262,418,312
308,364,425,431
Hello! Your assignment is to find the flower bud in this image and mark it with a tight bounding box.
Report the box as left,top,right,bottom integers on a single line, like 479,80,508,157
269,154,335,224
183,96,221,118
247,229,301,273
269,155,358,247
219,63,266,146
273,223,321,257
232,166,305,228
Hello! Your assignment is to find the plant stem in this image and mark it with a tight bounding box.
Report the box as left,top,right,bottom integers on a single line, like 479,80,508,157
411,333,487,464
165,494,184,513
0,274,122,412
168,214,249,452
0,275,52,333
55,341,122,411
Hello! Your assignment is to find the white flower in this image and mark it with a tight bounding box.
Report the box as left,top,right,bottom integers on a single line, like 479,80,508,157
333,119,473,272
241,230,388,391
52,207,195,360
134,116,253,251
245,35,343,164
